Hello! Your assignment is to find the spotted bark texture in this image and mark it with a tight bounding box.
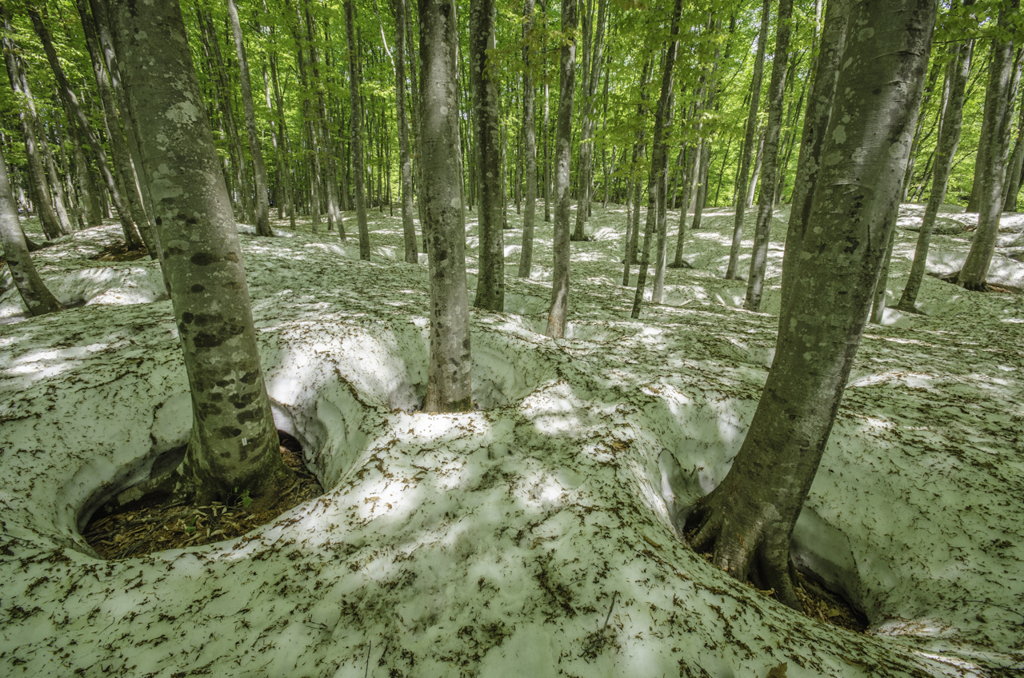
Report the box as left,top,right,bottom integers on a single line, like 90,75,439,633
111,0,290,503
418,0,473,412
685,0,935,610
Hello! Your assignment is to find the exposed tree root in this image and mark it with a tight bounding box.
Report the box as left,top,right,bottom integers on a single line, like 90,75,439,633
683,484,802,611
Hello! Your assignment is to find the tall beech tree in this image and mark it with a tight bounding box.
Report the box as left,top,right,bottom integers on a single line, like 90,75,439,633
899,25,974,311
418,0,473,412
546,0,578,339
959,2,1018,290
346,0,371,260
0,144,63,317
226,0,272,237
518,0,538,279
110,0,293,503
394,0,418,264
684,0,935,610
725,0,769,281
743,0,792,312
469,0,504,311
631,0,683,318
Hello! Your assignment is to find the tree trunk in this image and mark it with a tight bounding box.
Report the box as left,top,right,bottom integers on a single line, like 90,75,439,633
743,0,792,312
571,0,608,242
959,4,1017,290
346,0,371,259
899,33,973,311
631,0,683,317
0,144,63,316
1,9,66,240
779,0,851,317
29,6,144,250
268,54,296,229
418,0,473,412
518,0,538,278
227,0,272,236
470,0,504,311
393,0,418,263
546,0,577,339
111,0,292,504
684,0,935,610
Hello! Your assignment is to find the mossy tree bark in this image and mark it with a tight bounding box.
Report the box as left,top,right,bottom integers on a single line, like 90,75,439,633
779,0,851,318
684,0,935,610
111,0,292,504
418,0,473,413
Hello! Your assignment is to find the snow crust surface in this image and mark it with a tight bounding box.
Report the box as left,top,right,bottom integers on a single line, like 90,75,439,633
1,203,1022,677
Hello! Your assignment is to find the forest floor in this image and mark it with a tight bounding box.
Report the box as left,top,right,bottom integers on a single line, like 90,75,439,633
0,201,1022,677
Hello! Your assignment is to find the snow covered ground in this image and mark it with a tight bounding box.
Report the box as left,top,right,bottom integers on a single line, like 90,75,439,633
1,202,1021,677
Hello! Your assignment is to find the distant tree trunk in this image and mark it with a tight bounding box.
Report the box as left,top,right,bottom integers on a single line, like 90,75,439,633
959,4,1017,290
112,0,292,504
1,10,66,240
743,0,792,312
631,0,682,318
268,55,296,229
29,7,144,250
899,33,973,311
870,203,899,323
571,0,608,242
346,1,371,259
746,129,764,207
418,0,473,412
779,0,850,316
546,0,577,339
518,0,538,278
470,0,504,311
227,0,272,236
0,144,63,316
629,59,652,268
394,0,418,263
685,0,935,610
671,144,695,267
1003,98,1024,211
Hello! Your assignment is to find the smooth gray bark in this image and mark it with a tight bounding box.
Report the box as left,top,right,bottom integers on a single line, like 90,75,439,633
470,0,504,311
779,0,851,317
632,0,682,317
518,0,538,278
685,0,935,609
346,1,371,260
0,144,63,316
743,0,792,312
227,0,272,236
545,0,578,339
393,0,418,263
899,35,973,310
112,0,291,504
418,0,473,412
725,0,770,280
571,0,607,242
960,4,1018,290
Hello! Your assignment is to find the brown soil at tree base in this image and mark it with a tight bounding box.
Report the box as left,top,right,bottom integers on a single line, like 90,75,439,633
89,240,149,262
83,431,323,559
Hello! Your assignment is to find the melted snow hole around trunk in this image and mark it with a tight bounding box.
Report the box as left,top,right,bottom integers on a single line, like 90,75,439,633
639,390,869,624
